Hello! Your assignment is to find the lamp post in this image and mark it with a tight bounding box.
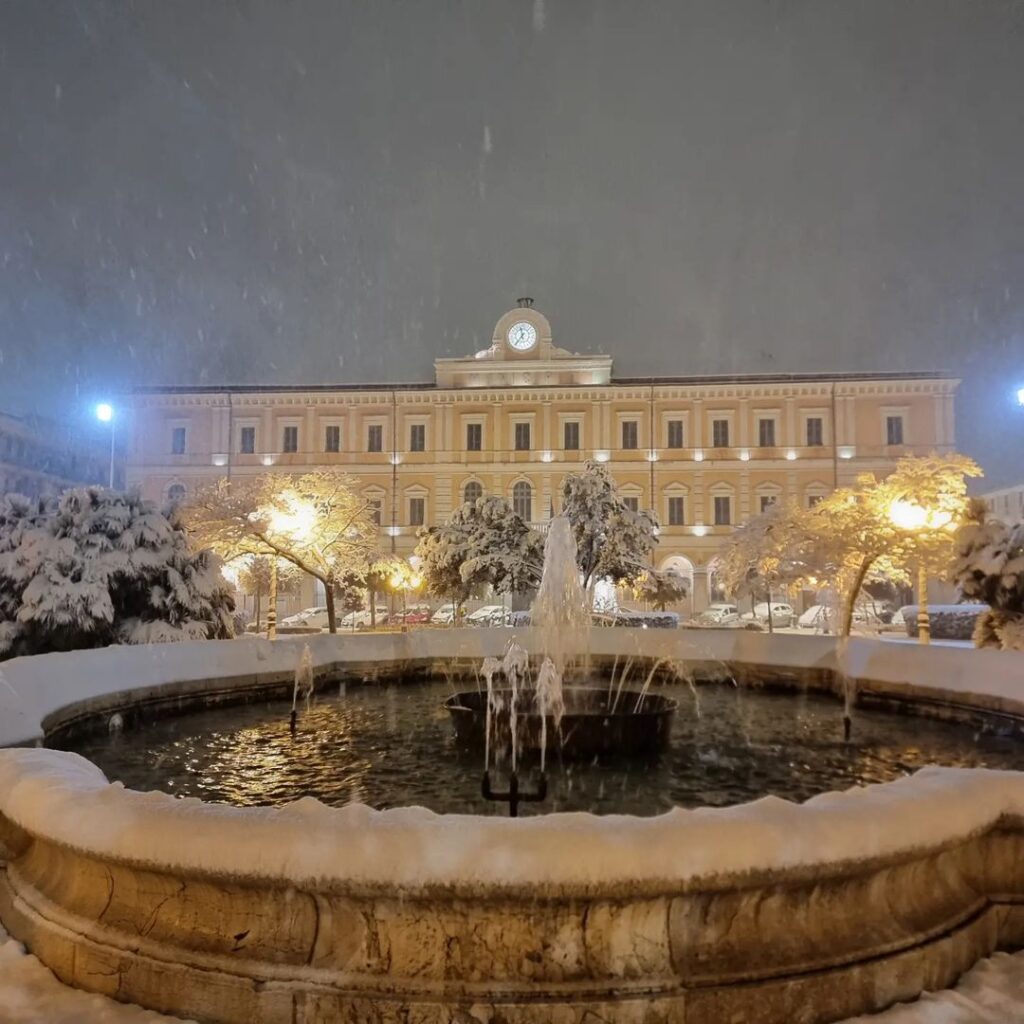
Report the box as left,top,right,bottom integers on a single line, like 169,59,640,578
1017,387,1024,409
95,403,115,489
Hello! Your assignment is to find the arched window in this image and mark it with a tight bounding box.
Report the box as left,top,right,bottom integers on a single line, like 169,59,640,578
167,483,186,506
512,481,533,522
463,481,483,505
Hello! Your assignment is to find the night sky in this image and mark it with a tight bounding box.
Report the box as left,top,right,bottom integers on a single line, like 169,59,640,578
1,1,1022,483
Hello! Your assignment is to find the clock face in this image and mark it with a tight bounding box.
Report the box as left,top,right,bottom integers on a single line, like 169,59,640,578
507,321,538,352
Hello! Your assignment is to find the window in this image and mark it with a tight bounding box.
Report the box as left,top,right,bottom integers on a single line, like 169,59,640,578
806,417,824,447
466,423,482,451
463,481,483,505
367,499,382,526
621,420,639,450
760,495,776,513
667,496,685,525
167,483,186,505
808,494,824,507
239,426,256,454
324,425,340,453
514,422,531,451
667,420,684,448
623,496,640,513
712,419,729,448
408,497,425,526
512,481,533,521
758,418,776,447
886,415,904,446
409,424,425,452
713,495,731,525
171,427,186,455
367,424,383,452
282,425,298,453
563,421,580,450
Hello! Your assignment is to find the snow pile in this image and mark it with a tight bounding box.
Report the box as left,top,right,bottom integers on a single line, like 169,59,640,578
0,924,193,1023
3,748,1024,893
0,488,234,660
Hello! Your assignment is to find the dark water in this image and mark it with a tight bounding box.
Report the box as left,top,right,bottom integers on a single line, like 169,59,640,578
62,680,1022,816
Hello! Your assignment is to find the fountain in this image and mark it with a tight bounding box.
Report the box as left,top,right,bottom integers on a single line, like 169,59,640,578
444,518,678,766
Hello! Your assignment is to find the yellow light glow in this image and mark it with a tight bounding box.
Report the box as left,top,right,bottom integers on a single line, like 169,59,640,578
888,499,953,531
265,492,317,542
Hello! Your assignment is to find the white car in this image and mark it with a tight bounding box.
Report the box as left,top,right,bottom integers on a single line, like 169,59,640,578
799,603,884,632
467,604,508,626
750,602,795,628
431,604,460,625
340,606,389,628
279,606,328,628
697,603,740,626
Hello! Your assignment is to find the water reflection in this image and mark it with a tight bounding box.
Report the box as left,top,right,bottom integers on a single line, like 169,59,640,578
62,681,1022,817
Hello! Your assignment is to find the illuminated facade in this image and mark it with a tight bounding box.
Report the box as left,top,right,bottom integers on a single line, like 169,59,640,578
126,300,958,610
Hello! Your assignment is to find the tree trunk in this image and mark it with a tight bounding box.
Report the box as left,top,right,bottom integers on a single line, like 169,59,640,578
841,557,874,638
267,559,278,640
369,584,377,628
254,585,262,631
917,566,930,645
766,587,774,634
325,581,337,634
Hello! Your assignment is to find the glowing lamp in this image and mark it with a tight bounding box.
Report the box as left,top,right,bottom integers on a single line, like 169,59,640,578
95,403,113,422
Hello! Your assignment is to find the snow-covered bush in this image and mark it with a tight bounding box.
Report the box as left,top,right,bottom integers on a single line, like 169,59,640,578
0,488,234,659
600,610,679,629
899,604,985,641
952,502,1024,651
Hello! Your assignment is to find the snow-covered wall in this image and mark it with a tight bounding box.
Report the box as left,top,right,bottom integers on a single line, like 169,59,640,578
1,627,1023,748
2,747,1024,1024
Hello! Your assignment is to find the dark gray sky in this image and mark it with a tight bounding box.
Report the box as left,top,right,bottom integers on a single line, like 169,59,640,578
1,1,1023,482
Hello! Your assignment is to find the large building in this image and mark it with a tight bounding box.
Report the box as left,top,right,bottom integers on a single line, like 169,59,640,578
0,410,116,499
981,483,1024,522
126,300,959,611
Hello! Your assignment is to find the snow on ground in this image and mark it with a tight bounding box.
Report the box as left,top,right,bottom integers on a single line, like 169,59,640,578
0,920,1021,1023
0,925,194,1023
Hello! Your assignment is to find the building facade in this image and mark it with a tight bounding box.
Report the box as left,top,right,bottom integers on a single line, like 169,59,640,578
126,301,959,611
981,483,1024,522
0,410,115,499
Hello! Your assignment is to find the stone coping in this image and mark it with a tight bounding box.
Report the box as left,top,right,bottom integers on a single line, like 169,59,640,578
3,626,1023,748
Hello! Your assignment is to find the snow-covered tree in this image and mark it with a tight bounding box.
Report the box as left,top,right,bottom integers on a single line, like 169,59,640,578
0,488,234,659
803,453,979,636
717,502,813,631
234,555,300,630
415,495,544,609
184,471,377,633
631,568,689,611
953,500,1024,651
560,462,658,595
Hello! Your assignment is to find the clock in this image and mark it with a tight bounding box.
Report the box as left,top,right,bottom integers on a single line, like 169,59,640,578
507,321,538,352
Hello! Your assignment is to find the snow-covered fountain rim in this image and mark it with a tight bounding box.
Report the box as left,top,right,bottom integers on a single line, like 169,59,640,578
2,747,1023,897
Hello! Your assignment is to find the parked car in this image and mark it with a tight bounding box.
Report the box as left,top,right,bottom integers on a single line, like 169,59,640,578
745,602,798,626
279,606,338,630
431,604,460,625
340,605,389,628
467,604,509,626
391,603,432,625
696,603,740,627
799,603,884,632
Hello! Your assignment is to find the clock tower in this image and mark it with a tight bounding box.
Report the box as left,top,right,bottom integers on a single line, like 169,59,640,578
433,298,613,388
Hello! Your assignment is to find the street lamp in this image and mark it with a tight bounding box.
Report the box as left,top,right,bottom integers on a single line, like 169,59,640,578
887,499,955,645
95,403,115,488
1016,387,1024,408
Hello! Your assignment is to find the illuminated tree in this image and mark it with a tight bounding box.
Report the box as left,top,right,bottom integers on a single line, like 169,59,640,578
184,471,378,633
233,555,300,630
807,453,980,638
717,502,814,631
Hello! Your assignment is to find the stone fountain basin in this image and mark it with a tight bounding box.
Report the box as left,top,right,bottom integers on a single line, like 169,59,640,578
444,685,678,758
